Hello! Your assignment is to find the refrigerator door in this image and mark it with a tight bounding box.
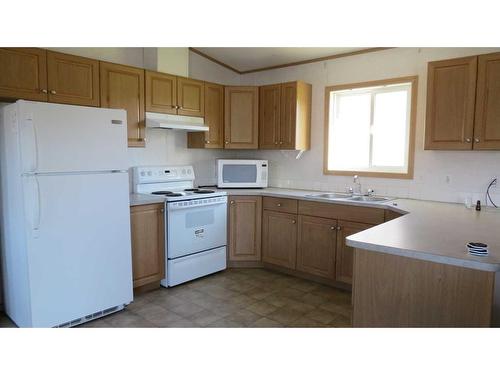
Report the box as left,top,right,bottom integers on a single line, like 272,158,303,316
23,171,133,327
17,100,128,174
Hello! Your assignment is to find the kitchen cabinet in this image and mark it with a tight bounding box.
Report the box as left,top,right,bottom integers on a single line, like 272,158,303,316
46,51,100,107
336,220,372,284
224,86,259,149
228,196,262,262
296,215,337,279
177,77,204,117
474,52,500,149
100,61,145,147
130,203,165,288
425,56,477,150
259,84,281,148
385,209,404,221
259,81,311,150
188,82,224,149
0,48,48,101
262,209,297,269
145,70,177,114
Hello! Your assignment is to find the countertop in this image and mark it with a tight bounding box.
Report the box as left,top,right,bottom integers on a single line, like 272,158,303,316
130,187,500,272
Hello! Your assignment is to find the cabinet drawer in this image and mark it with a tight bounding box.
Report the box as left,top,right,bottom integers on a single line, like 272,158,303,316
263,196,298,214
298,200,384,225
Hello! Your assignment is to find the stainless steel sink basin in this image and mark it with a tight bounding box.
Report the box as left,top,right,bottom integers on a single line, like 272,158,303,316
309,192,353,199
347,196,392,202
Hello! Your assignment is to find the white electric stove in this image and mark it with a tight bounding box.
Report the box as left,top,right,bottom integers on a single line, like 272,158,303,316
133,166,227,287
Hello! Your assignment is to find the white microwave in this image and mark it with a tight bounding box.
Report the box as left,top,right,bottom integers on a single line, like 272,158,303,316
216,159,268,188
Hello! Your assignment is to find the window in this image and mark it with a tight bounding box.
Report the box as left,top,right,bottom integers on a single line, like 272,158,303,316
324,76,417,179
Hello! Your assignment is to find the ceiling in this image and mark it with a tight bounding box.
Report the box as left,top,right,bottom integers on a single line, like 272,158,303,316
191,47,372,73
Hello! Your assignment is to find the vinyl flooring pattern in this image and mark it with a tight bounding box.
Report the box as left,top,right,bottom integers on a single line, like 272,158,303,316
0,268,352,328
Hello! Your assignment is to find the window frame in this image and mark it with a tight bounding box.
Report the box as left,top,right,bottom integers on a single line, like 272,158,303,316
323,76,418,179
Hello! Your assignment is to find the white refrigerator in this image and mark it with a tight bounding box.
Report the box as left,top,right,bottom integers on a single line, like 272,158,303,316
0,100,133,327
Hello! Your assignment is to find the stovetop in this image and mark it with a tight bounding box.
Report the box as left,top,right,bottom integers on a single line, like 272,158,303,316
132,165,226,202
150,188,225,201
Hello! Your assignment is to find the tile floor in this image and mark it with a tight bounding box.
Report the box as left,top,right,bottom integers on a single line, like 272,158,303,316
0,268,352,328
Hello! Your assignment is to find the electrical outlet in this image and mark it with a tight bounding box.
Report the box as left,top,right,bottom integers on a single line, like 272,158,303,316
445,175,451,184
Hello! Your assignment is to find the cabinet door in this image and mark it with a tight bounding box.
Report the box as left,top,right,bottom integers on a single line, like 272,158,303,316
259,84,281,149
224,86,259,149
296,215,337,279
262,210,297,269
474,52,500,150
177,77,204,117
130,204,165,288
145,70,177,114
228,196,262,261
0,48,48,101
100,62,145,147
336,221,372,284
280,82,297,149
425,56,477,150
46,51,99,107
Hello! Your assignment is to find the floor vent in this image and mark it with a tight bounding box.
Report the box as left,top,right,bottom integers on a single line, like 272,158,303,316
53,304,125,328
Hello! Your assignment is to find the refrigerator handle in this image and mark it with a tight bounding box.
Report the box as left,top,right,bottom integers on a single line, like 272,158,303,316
33,176,41,235
23,119,39,172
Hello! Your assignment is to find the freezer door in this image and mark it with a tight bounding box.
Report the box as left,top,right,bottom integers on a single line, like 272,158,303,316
18,100,128,174
23,172,133,327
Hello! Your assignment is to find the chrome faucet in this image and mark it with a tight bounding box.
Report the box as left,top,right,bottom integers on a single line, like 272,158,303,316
353,175,362,195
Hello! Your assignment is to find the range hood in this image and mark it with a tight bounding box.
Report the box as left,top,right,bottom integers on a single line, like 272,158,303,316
145,112,209,131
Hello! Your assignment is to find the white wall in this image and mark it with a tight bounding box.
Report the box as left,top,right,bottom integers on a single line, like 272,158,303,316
236,47,500,205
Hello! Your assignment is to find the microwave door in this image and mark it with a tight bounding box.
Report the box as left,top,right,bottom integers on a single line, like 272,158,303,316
220,164,262,188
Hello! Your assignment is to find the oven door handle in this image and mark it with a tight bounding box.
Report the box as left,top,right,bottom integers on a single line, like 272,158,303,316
167,199,227,211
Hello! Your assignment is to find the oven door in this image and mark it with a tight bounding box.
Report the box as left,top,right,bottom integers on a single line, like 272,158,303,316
166,197,227,259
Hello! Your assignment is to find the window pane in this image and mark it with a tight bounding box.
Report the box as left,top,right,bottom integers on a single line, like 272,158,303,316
372,89,409,168
329,92,371,170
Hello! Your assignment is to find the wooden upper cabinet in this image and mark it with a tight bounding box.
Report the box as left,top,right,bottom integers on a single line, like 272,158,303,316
262,209,297,269
188,82,224,149
296,215,337,280
224,86,259,149
177,77,204,117
100,62,145,147
259,84,281,148
474,52,500,149
0,48,48,101
281,81,311,150
425,56,477,150
336,220,372,285
46,51,99,107
145,70,177,114
130,203,165,288
228,196,262,262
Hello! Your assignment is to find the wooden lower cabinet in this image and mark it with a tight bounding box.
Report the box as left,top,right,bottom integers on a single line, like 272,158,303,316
262,209,297,269
130,203,165,288
336,220,372,284
296,215,337,279
228,196,262,262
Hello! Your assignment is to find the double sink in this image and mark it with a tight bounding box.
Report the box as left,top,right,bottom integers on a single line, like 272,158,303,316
307,192,393,203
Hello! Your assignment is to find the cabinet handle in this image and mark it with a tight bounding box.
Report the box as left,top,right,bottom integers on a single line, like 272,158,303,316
230,200,235,205
276,203,282,207
205,140,210,144
465,138,471,143
179,106,184,110
292,220,296,224
50,90,57,94
225,141,229,144
274,142,278,145
475,138,480,143
279,141,283,145
41,89,48,94
171,105,177,108
337,226,341,231
330,226,335,230
160,208,164,213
